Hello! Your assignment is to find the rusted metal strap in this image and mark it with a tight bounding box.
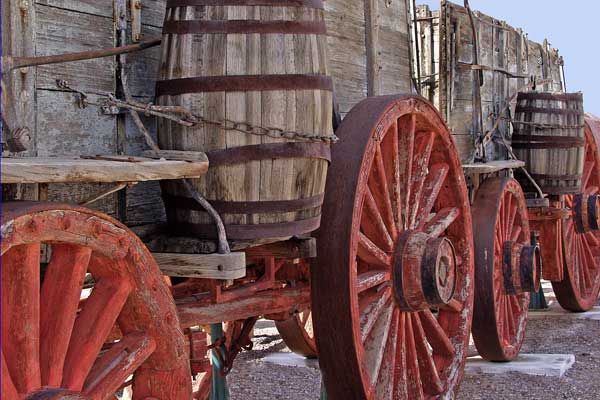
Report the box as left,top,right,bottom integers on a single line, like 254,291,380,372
512,120,585,130
163,20,326,35
205,142,331,166
170,216,322,240
166,0,324,9
163,193,324,214
515,106,583,116
530,173,582,181
512,135,585,149
517,92,583,102
156,74,332,96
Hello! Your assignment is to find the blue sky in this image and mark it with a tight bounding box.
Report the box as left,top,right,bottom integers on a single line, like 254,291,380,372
417,0,600,114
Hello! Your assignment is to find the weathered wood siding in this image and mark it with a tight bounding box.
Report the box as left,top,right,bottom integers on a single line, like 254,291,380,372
415,1,565,163
3,0,414,224
2,0,167,223
325,0,413,116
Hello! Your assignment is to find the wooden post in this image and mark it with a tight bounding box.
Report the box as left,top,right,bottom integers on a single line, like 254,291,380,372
2,0,39,201
365,0,381,96
2,0,36,156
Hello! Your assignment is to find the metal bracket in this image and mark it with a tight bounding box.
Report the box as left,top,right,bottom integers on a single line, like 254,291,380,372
131,0,142,42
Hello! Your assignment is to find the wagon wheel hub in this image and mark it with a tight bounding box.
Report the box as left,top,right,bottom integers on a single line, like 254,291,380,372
393,230,457,311
502,241,542,295
573,192,600,233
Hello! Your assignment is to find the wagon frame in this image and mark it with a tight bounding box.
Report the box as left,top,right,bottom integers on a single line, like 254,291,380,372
2,1,600,399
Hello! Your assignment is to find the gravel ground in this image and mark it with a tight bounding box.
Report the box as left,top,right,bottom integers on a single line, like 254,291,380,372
227,296,600,400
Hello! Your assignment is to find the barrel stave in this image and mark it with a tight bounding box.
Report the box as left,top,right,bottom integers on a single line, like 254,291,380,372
157,3,332,242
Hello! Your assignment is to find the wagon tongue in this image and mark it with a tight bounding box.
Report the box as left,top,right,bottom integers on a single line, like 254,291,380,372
392,231,457,311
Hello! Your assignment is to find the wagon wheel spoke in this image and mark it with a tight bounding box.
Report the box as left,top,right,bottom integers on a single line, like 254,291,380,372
393,314,409,399
408,131,436,229
358,233,392,268
412,314,444,395
2,351,19,400
360,288,392,342
83,332,156,400
363,303,394,386
62,271,132,390
405,315,425,399
398,114,416,229
582,161,594,188
381,119,402,230
415,163,450,229
423,207,460,238
439,298,464,313
362,187,394,251
373,309,399,400
1,243,42,394
370,144,397,239
40,244,92,387
419,310,455,358
358,271,391,293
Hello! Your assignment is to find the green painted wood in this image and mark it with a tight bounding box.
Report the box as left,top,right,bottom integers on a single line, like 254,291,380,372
320,377,328,400
210,323,230,400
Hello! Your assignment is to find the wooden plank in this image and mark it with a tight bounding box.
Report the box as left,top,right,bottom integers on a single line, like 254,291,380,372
35,4,115,92
142,150,208,162
365,0,381,96
177,286,310,328
153,252,246,280
36,90,117,156
462,159,525,175
325,0,367,115
2,157,209,184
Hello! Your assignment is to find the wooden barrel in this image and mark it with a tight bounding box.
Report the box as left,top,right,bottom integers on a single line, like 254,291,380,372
156,1,333,243
513,92,585,194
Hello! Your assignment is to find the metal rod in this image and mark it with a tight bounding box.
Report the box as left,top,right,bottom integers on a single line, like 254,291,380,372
412,0,422,95
6,38,162,71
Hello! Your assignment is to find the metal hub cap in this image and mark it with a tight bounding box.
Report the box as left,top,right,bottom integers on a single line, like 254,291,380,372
393,231,457,311
502,241,542,294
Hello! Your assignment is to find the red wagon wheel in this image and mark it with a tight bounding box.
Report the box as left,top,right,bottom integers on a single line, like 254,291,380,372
553,115,600,311
313,95,474,399
275,310,317,358
1,202,191,400
472,178,538,361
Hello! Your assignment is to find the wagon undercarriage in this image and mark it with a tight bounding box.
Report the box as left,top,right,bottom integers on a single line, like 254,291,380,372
2,0,600,399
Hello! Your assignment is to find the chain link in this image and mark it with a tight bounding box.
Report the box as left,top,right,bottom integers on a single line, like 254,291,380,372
194,114,339,144
57,79,339,144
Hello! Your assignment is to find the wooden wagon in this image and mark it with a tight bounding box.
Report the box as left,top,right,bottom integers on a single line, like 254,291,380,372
2,0,599,399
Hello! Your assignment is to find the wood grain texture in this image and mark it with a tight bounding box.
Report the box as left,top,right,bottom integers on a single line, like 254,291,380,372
462,159,525,175
157,4,332,242
417,2,565,163
153,252,246,279
2,157,209,184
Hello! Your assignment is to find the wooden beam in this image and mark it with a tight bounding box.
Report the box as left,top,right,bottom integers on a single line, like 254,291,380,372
177,286,310,328
245,238,317,261
364,0,381,96
153,252,246,280
1,156,209,184
462,159,525,175
142,150,209,163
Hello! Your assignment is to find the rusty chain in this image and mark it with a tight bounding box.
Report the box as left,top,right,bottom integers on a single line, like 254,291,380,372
56,80,339,144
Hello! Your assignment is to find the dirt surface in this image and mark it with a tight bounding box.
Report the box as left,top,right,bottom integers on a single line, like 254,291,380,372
227,297,600,400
